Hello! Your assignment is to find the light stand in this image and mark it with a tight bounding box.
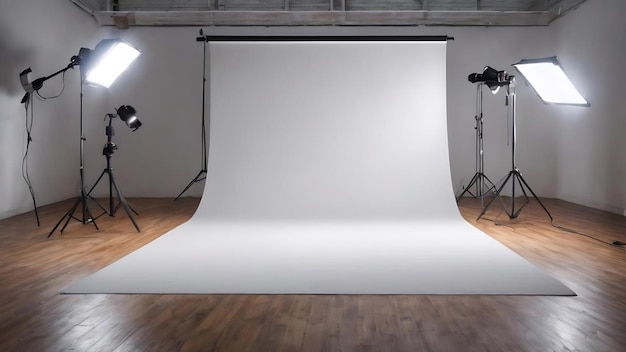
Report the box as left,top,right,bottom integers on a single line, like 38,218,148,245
477,77,553,221
48,62,100,237
87,111,140,232
174,29,209,200
46,39,140,237
456,82,497,208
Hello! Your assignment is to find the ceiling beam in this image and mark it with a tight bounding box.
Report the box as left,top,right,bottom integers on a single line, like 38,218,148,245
546,0,587,22
93,10,556,27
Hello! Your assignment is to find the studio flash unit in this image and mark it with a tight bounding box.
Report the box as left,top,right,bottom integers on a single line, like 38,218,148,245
468,66,512,93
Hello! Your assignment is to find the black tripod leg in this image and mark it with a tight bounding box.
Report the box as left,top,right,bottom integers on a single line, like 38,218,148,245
503,170,529,219
48,215,67,238
61,195,100,232
86,170,109,215
85,201,100,231
476,172,498,210
481,174,498,194
48,197,81,237
456,173,479,201
516,173,554,221
110,173,140,232
477,171,512,220
113,201,139,216
48,204,75,238
174,169,207,201
33,199,40,227
60,197,83,233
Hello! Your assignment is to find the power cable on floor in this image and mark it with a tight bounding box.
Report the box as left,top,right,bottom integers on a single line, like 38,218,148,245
482,206,625,251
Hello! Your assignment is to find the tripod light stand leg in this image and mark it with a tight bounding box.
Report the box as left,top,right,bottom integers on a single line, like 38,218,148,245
86,169,110,215
48,195,99,238
478,173,498,209
506,172,530,218
109,172,140,232
48,199,79,238
477,171,513,220
63,196,100,232
456,172,498,203
481,174,498,195
84,201,100,231
174,169,207,201
33,203,40,227
114,202,139,216
456,173,479,201
515,172,554,221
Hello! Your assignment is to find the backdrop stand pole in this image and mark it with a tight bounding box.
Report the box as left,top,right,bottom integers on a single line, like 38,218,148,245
175,30,209,201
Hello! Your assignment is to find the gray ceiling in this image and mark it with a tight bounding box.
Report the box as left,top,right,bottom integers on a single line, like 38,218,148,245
70,0,588,27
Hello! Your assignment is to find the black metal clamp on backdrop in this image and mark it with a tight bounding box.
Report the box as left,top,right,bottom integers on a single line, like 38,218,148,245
196,28,209,42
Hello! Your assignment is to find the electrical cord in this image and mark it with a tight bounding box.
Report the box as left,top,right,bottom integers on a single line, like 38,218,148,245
18,63,68,226
22,96,40,226
35,70,66,100
550,220,625,249
483,205,624,251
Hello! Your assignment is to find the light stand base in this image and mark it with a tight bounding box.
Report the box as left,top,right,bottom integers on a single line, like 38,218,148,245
48,192,99,238
477,169,553,221
456,172,497,204
174,169,206,201
88,168,140,233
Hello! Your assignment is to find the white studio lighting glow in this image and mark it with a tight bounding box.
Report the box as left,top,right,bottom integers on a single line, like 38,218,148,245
512,57,589,106
85,40,140,88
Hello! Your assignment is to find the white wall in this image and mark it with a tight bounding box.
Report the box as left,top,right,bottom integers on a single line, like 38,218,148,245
3,1,617,220
0,0,102,219
550,0,626,214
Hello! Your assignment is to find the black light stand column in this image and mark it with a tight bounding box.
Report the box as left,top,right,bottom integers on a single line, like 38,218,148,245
175,29,209,201
48,81,99,237
456,83,496,208
86,115,140,232
477,77,553,221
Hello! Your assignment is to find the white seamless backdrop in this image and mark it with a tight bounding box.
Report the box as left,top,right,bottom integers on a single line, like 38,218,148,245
201,41,453,220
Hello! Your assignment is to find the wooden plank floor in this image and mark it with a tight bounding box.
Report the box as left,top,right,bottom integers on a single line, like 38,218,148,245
0,196,625,351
